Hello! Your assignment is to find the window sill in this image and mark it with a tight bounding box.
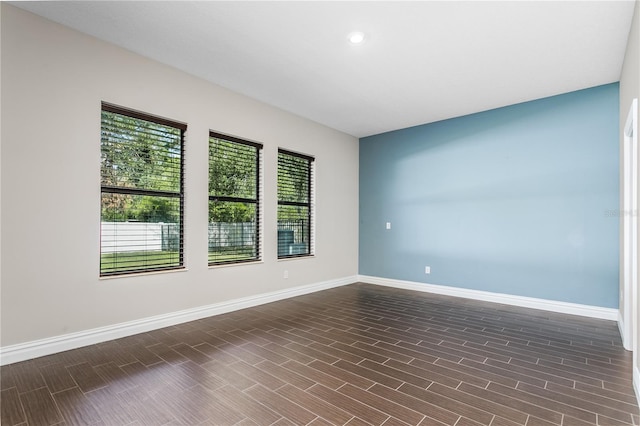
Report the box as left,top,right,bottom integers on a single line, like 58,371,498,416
277,255,316,262
208,260,264,269
99,267,188,280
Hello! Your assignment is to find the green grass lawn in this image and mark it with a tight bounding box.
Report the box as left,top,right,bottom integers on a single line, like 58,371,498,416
208,247,257,264
101,251,180,274
101,249,257,273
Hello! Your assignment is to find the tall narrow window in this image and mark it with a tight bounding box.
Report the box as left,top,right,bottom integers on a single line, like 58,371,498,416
209,132,262,265
100,103,185,276
277,149,314,258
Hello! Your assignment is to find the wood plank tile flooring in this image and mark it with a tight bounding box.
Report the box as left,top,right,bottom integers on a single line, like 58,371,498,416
1,283,638,425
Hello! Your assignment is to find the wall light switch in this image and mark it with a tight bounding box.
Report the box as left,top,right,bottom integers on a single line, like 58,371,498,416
425,266,431,274
386,222,391,230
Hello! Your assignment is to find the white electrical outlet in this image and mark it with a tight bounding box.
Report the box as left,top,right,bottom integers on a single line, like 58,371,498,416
386,222,391,230
284,270,289,279
425,266,431,274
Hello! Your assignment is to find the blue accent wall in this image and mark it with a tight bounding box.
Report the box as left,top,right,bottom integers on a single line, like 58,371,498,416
359,84,620,308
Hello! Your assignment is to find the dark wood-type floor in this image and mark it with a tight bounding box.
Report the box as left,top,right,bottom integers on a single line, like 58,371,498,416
1,283,638,426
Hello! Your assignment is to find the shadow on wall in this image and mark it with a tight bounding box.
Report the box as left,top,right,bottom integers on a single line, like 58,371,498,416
359,83,620,309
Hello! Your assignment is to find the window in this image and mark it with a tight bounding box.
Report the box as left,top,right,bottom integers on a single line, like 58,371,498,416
209,132,262,265
277,149,314,258
100,103,185,276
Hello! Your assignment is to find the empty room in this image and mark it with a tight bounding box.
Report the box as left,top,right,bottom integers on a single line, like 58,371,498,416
2,1,640,425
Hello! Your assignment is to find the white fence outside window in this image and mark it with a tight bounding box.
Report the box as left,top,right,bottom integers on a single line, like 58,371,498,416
101,222,179,253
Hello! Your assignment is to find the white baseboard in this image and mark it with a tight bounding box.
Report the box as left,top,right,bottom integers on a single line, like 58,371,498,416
635,363,640,411
0,274,621,366
358,275,619,321
0,276,356,366
618,310,634,351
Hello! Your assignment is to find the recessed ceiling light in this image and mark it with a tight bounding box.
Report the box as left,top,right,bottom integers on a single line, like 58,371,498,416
348,31,365,45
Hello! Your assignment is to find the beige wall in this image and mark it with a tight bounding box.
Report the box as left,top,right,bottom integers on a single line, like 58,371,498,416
620,0,640,381
0,5,359,347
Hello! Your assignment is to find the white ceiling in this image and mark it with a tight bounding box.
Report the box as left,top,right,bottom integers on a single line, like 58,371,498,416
12,1,637,137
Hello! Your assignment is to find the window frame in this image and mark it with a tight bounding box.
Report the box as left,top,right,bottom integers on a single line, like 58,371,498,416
277,148,315,259
208,131,263,266
100,102,186,277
